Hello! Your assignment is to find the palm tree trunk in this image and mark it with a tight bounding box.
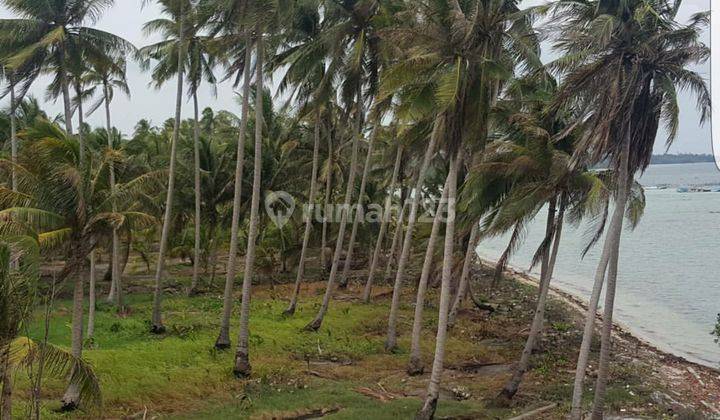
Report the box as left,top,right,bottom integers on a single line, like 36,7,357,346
303,88,364,331
383,198,407,281
61,258,84,410
61,86,87,410
87,250,96,340
363,145,403,302
190,91,203,294
499,197,565,401
591,145,632,420
447,221,480,327
2,347,12,420
570,142,630,420
233,33,264,377
339,124,378,288
103,81,122,310
285,107,322,315
416,153,460,420
59,51,74,136
74,81,85,163
407,177,450,375
215,35,253,349
9,84,18,192
151,15,185,334
320,131,333,273
385,120,439,352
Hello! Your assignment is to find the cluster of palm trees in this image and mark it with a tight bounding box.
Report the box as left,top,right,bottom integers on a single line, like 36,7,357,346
0,0,709,418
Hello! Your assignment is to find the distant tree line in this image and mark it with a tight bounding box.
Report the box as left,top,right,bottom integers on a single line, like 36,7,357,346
650,154,715,165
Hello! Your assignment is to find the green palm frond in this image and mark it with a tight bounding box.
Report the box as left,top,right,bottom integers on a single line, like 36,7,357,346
6,337,101,408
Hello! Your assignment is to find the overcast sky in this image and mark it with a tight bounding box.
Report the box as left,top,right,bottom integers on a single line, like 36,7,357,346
0,0,712,154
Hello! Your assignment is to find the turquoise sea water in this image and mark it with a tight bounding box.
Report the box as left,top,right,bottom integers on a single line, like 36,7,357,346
476,162,720,368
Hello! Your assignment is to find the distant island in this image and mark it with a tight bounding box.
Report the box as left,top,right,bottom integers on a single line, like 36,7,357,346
651,154,715,164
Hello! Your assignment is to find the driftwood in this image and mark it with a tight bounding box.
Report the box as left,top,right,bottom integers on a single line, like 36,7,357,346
250,406,342,420
507,403,557,420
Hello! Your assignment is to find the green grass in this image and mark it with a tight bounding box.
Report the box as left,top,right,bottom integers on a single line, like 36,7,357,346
11,278,493,419
7,265,679,419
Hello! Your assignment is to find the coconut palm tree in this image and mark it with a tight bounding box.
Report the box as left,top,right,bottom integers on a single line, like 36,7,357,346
83,53,132,308
0,0,132,137
180,1,217,295
0,235,101,418
362,132,402,303
550,1,710,417
1,118,155,409
206,0,255,349
232,21,264,377
303,0,389,331
374,0,541,416
270,0,333,315
140,0,191,333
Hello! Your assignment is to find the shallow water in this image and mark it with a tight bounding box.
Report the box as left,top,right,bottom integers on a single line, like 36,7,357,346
476,162,720,368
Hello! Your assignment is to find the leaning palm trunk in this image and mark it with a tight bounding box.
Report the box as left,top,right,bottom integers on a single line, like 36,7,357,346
384,122,439,352
499,197,565,401
407,177,449,375
61,258,84,409
1,350,10,419
59,52,74,136
285,108,323,315
103,81,122,309
151,16,185,334
190,92,203,294
233,33,264,377
303,89,363,331
363,145,403,302
320,134,333,273
87,251,97,340
417,153,460,420
591,147,632,420
570,142,630,419
215,35,253,349
447,221,481,327
339,124,378,288
384,199,407,281
61,90,88,410
9,84,18,192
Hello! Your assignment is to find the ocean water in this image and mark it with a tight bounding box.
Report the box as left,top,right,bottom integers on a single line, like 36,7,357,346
476,162,720,368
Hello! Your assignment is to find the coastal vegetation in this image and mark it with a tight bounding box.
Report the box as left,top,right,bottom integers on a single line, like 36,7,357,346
0,0,712,419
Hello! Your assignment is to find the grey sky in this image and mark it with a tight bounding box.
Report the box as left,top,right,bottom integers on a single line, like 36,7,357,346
0,0,712,154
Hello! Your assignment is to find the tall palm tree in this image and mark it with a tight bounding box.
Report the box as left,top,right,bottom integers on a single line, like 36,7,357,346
0,235,101,419
303,0,388,331
180,1,217,295
269,0,331,315
233,22,264,378
207,0,255,349
141,0,191,333
384,120,438,352
362,135,402,303
0,0,132,137
84,53,132,308
1,119,155,409
407,173,449,375
550,1,710,418
375,0,540,416
338,118,378,288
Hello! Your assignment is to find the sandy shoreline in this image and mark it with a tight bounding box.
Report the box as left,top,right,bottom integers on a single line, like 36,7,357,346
480,257,719,370
479,257,720,417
